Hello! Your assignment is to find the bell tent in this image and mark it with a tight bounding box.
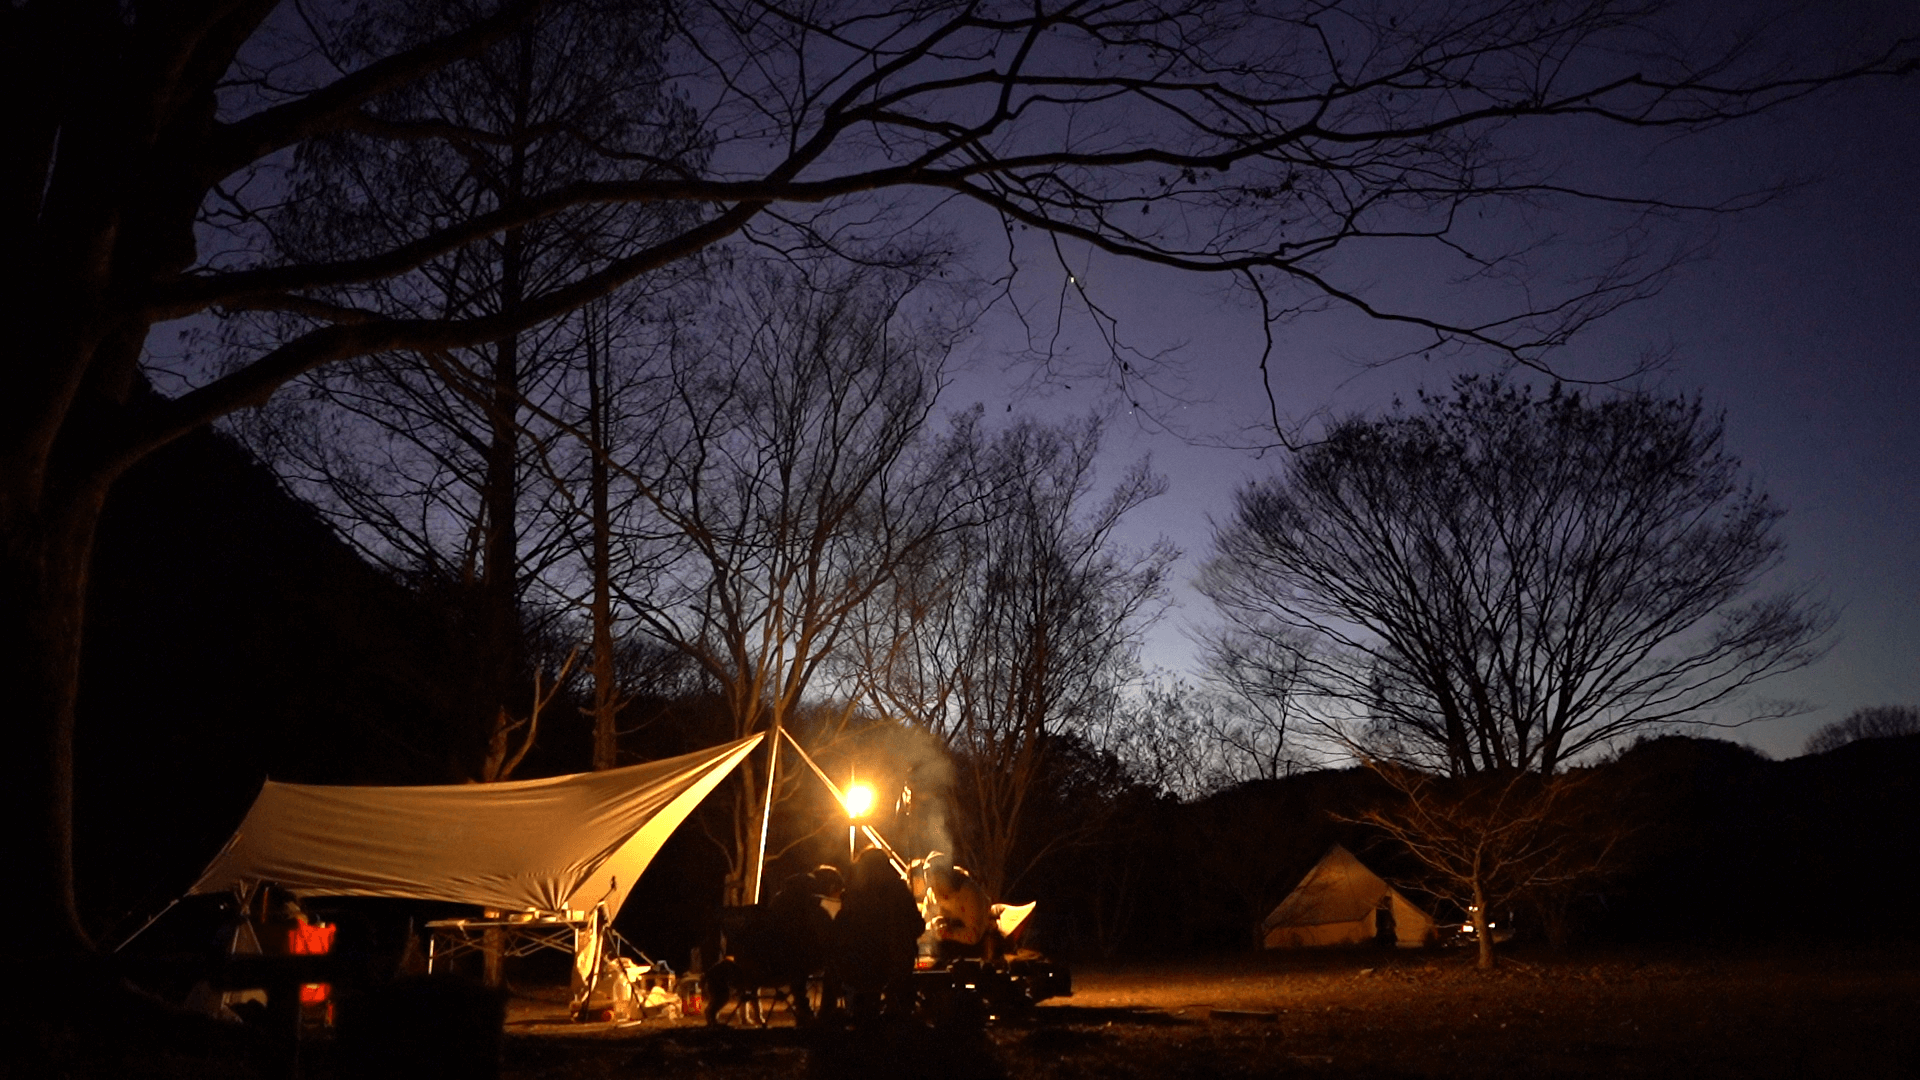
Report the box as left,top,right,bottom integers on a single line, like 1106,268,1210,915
1260,844,1436,949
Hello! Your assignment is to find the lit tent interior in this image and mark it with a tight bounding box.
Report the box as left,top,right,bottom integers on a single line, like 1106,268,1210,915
1261,844,1436,949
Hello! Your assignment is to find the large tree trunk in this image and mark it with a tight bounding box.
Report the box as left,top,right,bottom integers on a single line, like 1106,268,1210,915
722,758,760,907
586,328,620,771
471,24,537,779
2,477,115,1068
6,521,94,940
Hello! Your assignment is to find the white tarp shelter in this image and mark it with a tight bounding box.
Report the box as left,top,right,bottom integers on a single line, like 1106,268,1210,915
189,734,763,918
1260,843,1436,949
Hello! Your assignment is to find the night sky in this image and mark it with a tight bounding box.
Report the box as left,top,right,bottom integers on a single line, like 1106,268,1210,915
146,4,1915,764
942,48,1920,760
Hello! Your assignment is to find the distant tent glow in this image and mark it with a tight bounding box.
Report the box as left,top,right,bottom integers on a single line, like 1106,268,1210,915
1261,844,1436,949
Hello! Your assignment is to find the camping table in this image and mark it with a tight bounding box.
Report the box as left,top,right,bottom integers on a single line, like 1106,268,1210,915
424,914,589,973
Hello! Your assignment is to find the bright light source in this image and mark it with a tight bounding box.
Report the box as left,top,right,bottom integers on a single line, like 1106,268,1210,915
843,782,876,819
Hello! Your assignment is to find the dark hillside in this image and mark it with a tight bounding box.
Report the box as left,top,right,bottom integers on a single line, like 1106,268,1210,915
76,425,480,942
1599,734,1920,943
1075,735,1920,958
1171,768,1397,951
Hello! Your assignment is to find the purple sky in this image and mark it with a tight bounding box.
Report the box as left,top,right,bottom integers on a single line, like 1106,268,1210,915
154,5,1913,764
943,62,1920,760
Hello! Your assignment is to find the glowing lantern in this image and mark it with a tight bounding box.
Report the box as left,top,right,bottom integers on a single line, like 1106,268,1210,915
843,781,876,820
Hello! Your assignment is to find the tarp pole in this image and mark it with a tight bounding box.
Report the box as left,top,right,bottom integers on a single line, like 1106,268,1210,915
858,824,909,877
748,722,781,905
780,729,909,878
113,896,181,954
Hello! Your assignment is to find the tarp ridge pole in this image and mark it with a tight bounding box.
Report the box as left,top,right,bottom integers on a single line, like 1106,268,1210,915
749,724,781,906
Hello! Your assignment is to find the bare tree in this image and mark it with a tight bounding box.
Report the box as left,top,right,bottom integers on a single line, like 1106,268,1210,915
7,0,1911,1004
1200,377,1833,776
1803,705,1920,756
1088,674,1314,800
565,301,689,770
226,0,703,776
852,416,1174,897
1088,675,1219,801
479,646,578,781
609,263,964,902
1355,763,1624,969
1201,625,1322,784
494,294,694,771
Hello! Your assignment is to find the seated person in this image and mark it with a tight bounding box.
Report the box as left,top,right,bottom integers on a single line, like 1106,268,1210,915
923,856,996,965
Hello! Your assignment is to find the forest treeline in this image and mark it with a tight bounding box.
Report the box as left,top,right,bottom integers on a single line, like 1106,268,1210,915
1030,731,1920,958
81,425,1918,965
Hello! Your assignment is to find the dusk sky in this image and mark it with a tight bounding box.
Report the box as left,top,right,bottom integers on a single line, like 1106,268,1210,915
942,47,1919,761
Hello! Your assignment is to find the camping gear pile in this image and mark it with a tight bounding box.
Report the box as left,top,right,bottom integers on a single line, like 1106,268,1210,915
912,896,1071,1024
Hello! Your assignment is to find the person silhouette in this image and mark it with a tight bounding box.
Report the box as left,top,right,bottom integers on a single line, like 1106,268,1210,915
1374,895,1397,949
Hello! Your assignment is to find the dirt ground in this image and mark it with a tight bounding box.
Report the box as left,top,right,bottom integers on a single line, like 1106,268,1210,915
92,942,1920,1077
488,943,1920,1080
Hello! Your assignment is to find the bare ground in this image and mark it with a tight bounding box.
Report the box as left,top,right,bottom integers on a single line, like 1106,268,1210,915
93,943,1920,1077
493,944,1920,1080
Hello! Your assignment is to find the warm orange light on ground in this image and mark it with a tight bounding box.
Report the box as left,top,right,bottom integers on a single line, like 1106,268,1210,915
843,782,876,819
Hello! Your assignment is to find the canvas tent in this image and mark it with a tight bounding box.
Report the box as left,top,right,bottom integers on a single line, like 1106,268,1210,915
189,733,763,918
1261,844,1436,949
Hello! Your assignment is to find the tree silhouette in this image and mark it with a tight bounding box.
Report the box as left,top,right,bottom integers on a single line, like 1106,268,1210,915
1803,705,1920,755
612,263,963,903
849,416,1172,897
5,0,1911,1003
1201,377,1832,776
226,0,703,777
1355,763,1623,969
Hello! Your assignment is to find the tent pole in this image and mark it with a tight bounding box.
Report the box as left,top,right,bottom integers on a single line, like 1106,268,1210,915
748,722,781,905
113,896,181,954
779,728,909,877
